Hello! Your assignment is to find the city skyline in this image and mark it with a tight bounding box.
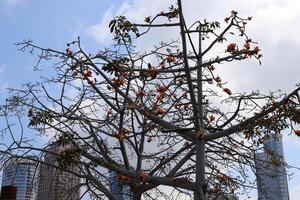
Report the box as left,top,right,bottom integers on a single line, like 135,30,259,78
0,142,81,200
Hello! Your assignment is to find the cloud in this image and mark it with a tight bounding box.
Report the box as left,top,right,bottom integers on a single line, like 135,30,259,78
290,183,300,200
0,65,8,92
86,6,114,45
86,0,174,45
0,65,5,74
87,0,300,46
247,0,300,45
84,0,300,198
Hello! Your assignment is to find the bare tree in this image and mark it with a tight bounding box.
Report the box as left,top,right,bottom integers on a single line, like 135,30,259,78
1,1,300,199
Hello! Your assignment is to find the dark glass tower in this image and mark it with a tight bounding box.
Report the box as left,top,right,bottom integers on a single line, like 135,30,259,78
255,133,289,200
109,170,133,200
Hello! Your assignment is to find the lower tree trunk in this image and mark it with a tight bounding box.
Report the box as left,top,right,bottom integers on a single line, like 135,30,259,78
132,191,141,200
195,139,206,200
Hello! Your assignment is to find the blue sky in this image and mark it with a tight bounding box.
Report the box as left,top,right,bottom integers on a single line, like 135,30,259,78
1,0,300,199
0,0,122,90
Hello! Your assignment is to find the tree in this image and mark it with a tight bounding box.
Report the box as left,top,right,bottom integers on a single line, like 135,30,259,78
1,0,300,199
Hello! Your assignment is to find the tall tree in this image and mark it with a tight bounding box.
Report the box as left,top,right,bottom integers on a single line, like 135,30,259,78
1,0,300,199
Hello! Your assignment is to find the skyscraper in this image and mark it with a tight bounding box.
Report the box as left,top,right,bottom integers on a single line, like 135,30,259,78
109,170,133,200
1,157,39,200
37,142,80,200
255,133,289,200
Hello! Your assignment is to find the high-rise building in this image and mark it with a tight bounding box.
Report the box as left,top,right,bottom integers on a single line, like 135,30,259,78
255,133,289,200
109,171,133,200
208,194,238,200
1,157,39,200
37,142,80,200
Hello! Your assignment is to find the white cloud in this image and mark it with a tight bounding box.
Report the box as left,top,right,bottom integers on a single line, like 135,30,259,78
86,0,174,45
249,0,300,45
86,0,300,52
0,65,8,91
85,1,300,198
290,183,300,200
0,64,5,74
86,6,114,45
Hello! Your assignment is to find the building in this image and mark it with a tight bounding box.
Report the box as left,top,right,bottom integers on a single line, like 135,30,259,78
255,133,290,200
109,170,133,200
208,194,238,200
37,142,80,200
1,157,39,200
0,186,17,200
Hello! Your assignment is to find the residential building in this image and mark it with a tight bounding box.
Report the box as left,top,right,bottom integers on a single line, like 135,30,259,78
255,133,289,200
1,157,38,200
37,141,80,200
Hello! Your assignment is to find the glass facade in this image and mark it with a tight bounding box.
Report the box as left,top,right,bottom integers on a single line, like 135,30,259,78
255,133,289,200
1,158,38,200
109,171,133,200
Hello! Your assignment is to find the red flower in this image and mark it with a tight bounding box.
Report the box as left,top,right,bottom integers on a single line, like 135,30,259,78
144,16,151,23
147,137,153,143
207,124,213,129
136,90,147,97
150,70,158,79
294,130,300,137
118,175,129,181
120,128,129,136
224,17,230,23
173,103,180,109
209,115,216,121
184,104,189,110
156,85,168,93
172,92,177,98
227,43,236,52
28,107,33,117
111,78,125,88
166,55,176,63
223,88,232,95
231,10,238,15
155,107,165,115
215,76,222,83
66,48,73,57
253,46,261,55
208,65,215,71
243,42,250,50
84,70,93,77
139,171,149,182
217,174,227,182
258,138,264,144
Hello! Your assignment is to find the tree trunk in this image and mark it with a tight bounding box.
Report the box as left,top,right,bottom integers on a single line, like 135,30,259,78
177,0,206,199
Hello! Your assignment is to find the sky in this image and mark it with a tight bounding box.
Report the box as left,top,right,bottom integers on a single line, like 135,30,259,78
0,0,300,199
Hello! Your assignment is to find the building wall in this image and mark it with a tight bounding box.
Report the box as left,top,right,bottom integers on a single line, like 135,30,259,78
1,157,38,200
37,142,80,200
109,171,133,200
255,133,289,200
